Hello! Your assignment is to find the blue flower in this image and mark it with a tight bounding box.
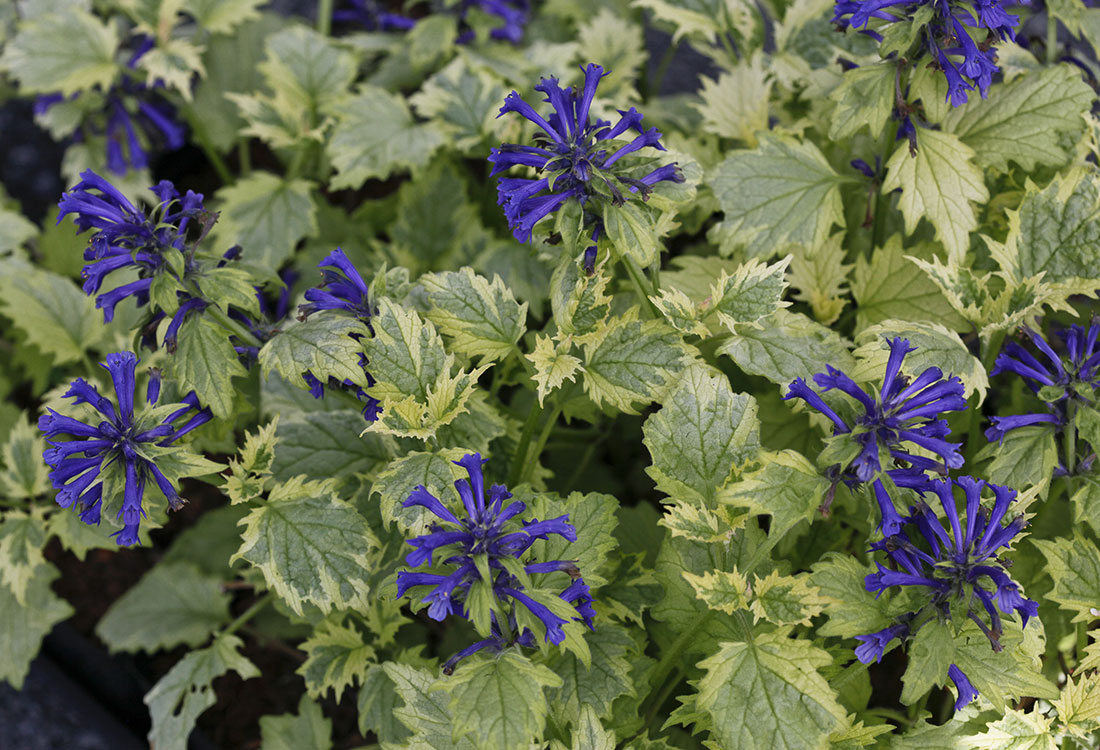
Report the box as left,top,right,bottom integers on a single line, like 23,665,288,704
784,337,967,532
832,0,1017,106
38,352,212,546
58,170,210,323
297,249,379,420
948,664,978,710
334,0,416,31
36,35,185,175
860,476,1035,656
854,622,910,663
298,248,373,322
986,320,1100,442
396,453,594,669
335,0,529,43
489,63,683,243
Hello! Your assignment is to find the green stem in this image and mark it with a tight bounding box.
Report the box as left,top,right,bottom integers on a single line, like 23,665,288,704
965,328,1005,459
223,592,273,636
1065,399,1078,477
317,0,334,35
509,400,544,487
636,611,716,721
521,404,564,484
647,39,681,99
862,707,912,725
621,254,659,318
490,353,517,399
1046,12,1059,64
237,138,251,177
178,102,234,186
869,119,900,254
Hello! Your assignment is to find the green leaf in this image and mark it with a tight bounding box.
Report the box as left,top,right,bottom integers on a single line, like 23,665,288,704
982,426,1058,498
710,256,792,333
942,65,1094,172
577,8,646,88
719,309,856,386
881,129,988,264
47,507,114,561
363,299,488,439
385,662,476,749
261,26,356,111
810,553,900,639
900,619,955,704
297,618,375,699
788,233,852,326
231,477,377,615
696,55,772,145
357,664,413,744
951,620,1057,712
642,365,760,504
957,709,1056,750
270,410,392,484
0,511,47,605
719,449,828,539
136,39,205,101
259,695,332,750
0,416,50,500
183,0,264,33
749,570,826,627
696,632,847,750
95,562,231,653
1051,673,1100,737
0,260,106,365
420,267,527,362
851,320,988,401
0,563,73,689
683,568,750,613
828,62,896,140
602,200,660,268
0,206,37,254
711,134,848,260
212,172,318,270
852,236,969,332
527,490,619,588
389,161,483,274
1071,475,1100,538
172,314,249,420
581,310,687,414
0,9,118,95
372,449,468,534
327,85,446,189
550,252,612,341
1033,535,1100,623
991,166,1100,295
198,266,262,318
546,624,637,723
527,335,584,406
436,651,562,749
559,705,616,750
145,634,260,750
409,58,507,153
259,315,371,388
660,502,745,543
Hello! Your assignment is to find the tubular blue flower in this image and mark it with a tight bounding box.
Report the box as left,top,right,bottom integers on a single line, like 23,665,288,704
396,453,594,668
489,63,684,243
987,320,1100,443
854,477,1034,710
36,35,185,175
298,248,373,322
333,0,416,31
832,0,1017,106
59,170,211,323
38,352,212,546
948,664,978,709
784,337,967,530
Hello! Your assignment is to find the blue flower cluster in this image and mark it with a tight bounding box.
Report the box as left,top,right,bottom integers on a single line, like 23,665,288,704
39,352,212,546
58,170,210,326
335,0,529,43
785,337,967,534
855,476,1035,709
396,453,594,673
36,35,185,175
490,63,683,254
833,0,1018,105
298,248,380,421
987,320,1100,443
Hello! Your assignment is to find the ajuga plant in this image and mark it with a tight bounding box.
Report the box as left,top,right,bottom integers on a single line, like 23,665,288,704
1,1,1100,749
